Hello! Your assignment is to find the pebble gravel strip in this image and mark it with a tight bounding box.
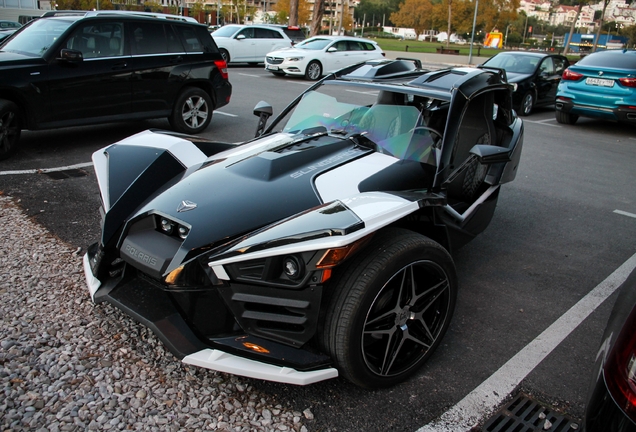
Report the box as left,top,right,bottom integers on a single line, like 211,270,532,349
0,193,314,431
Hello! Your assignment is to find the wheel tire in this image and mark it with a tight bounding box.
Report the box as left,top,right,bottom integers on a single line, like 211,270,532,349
519,92,535,116
555,110,579,125
170,88,213,134
305,60,322,81
319,228,457,389
0,99,21,161
220,49,230,63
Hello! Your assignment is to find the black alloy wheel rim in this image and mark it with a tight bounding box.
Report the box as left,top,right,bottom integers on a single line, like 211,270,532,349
361,260,451,377
0,110,17,154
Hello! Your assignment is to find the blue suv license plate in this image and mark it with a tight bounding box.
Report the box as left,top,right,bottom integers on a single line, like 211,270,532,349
586,77,614,87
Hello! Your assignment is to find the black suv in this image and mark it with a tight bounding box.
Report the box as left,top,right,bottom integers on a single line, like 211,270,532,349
0,10,232,160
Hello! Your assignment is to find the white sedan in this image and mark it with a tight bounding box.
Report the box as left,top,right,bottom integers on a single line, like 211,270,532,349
264,36,385,80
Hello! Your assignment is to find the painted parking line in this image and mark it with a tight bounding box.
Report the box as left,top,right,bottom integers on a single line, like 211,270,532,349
614,209,636,219
417,250,636,432
215,110,238,117
237,73,263,78
523,118,561,127
0,161,93,176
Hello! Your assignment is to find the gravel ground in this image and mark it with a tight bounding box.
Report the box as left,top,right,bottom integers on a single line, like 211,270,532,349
0,193,313,431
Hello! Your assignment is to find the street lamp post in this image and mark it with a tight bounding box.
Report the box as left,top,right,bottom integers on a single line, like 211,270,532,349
468,0,479,65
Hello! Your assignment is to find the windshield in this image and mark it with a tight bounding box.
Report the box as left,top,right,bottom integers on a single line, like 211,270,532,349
484,54,539,74
295,38,331,50
2,18,76,57
280,84,442,165
211,25,241,38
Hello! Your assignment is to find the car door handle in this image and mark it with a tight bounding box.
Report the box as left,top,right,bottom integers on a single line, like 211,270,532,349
111,62,128,70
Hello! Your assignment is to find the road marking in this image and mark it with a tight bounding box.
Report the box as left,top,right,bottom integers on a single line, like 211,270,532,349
523,119,561,127
237,73,262,78
614,209,636,219
215,111,238,117
0,161,93,176
417,251,636,432
286,80,313,86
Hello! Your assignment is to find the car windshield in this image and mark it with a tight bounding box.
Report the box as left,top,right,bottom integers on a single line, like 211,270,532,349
484,54,539,74
211,25,241,38
295,38,332,50
2,18,76,57
280,84,441,165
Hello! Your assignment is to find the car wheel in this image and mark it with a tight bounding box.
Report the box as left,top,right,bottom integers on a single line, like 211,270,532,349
519,92,535,116
555,110,579,125
170,87,213,134
305,61,322,81
220,49,230,63
0,99,21,161
319,228,457,388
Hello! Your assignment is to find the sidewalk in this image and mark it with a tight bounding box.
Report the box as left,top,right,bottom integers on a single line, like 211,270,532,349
384,50,491,68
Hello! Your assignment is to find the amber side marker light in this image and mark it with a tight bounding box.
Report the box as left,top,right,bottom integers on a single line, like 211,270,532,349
165,265,184,285
315,235,374,282
243,342,270,354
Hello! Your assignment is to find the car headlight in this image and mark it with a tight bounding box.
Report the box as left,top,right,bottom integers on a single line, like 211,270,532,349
287,57,304,62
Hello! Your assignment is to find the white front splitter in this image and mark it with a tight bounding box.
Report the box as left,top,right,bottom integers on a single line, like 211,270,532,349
183,349,339,385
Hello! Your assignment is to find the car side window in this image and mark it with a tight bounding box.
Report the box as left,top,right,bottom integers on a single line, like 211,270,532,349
540,57,554,75
362,42,376,51
255,28,283,39
347,41,363,51
553,57,567,75
173,26,201,52
332,41,348,52
65,22,124,59
131,22,168,55
238,28,254,39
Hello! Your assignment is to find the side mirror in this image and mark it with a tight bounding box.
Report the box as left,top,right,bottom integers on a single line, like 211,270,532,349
236,34,246,40
59,48,83,63
327,47,337,53
470,144,511,164
254,101,273,137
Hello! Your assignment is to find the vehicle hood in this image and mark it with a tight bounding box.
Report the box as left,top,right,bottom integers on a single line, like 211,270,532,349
108,132,372,276
505,71,533,82
0,50,44,65
266,47,306,57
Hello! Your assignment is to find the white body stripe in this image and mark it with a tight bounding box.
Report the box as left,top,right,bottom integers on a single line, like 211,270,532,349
314,152,398,203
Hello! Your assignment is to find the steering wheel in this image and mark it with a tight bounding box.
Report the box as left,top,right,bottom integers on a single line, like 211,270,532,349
410,126,443,143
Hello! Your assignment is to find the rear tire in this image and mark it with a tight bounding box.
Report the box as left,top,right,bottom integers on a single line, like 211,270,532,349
170,87,213,134
555,110,579,125
220,49,230,63
319,228,457,388
305,61,322,81
0,99,21,161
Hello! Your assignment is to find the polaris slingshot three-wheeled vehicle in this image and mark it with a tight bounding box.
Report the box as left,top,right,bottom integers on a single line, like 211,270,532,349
83,59,524,388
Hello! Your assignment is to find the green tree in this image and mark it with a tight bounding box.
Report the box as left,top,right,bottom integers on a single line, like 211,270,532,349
389,0,434,39
274,0,312,25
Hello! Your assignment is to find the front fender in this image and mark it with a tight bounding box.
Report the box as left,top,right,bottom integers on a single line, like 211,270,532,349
93,130,210,245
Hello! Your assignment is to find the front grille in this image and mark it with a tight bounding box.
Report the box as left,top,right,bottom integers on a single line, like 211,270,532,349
266,56,283,65
481,393,580,432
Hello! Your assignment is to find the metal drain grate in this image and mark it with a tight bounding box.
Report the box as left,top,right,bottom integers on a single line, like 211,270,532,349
481,393,580,432
43,168,89,180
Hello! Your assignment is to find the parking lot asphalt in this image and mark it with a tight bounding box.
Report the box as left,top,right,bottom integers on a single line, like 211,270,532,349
1,65,635,432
